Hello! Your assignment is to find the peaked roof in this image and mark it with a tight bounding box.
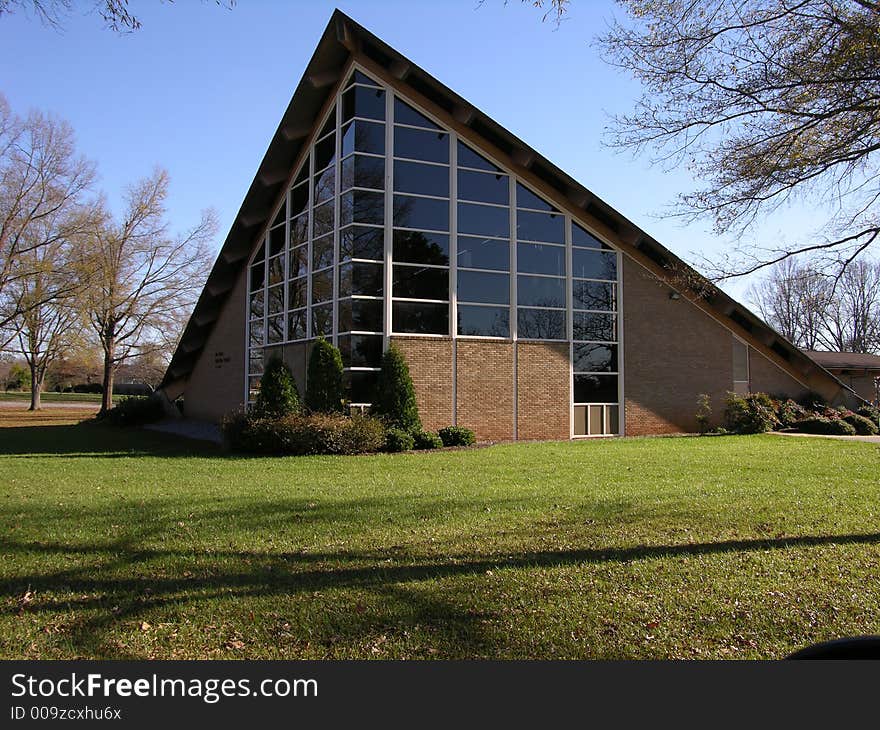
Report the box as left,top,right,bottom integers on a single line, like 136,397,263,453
805,351,880,371
161,10,849,398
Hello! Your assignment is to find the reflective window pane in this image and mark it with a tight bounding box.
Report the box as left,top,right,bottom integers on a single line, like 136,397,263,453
249,319,264,348
394,127,449,164
516,182,556,212
341,119,385,157
517,242,565,276
347,370,379,404
289,213,308,247
394,160,449,197
393,230,449,266
252,240,265,264
573,343,618,373
517,308,565,340
267,284,284,314
313,200,335,237
287,308,307,340
457,202,509,238
317,110,335,140
289,245,308,279
338,334,383,367
311,269,333,304
572,311,617,342
312,234,334,271
517,274,565,308
313,164,335,204
457,236,509,271
342,86,386,122
250,263,264,292
312,303,333,337
457,141,499,172
267,314,284,344
290,183,309,218
573,281,616,311
249,290,264,319
392,264,448,300
338,298,383,333
394,98,440,130
458,305,509,337
457,270,509,305
268,256,284,286
340,225,384,261
346,70,381,88
338,261,383,297
271,205,285,229
517,210,565,243
341,154,384,192
457,169,509,205
313,134,336,175
572,222,612,250
394,194,449,231
393,301,448,334
287,277,306,310
341,190,384,226
269,225,285,257
572,249,617,280
574,374,618,403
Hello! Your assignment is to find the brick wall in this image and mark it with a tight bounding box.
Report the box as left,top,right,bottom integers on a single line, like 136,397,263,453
390,336,454,432
622,257,733,435
749,348,809,401
517,341,570,440
455,339,515,441
183,267,247,422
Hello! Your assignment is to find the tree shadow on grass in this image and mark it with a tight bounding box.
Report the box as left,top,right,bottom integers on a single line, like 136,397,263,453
3,530,880,658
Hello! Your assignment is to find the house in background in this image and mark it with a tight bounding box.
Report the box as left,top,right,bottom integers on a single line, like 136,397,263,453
160,11,857,439
804,351,880,404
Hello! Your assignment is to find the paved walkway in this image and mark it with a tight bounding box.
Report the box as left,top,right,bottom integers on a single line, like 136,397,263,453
0,399,100,410
774,431,880,444
144,418,223,444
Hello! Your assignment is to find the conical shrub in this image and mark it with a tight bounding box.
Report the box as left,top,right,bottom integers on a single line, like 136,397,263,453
305,336,345,413
253,356,300,419
372,344,421,432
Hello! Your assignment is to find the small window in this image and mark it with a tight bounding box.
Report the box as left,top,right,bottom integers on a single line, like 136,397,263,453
287,278,306,310
457,202,509,238
288,245,308,279
313,200,335,237
342,86,386,122
347,370,379,404
267,256,284,286
249,290,264,319
394,194,449,232
573,281,616,311
572,249,617,281
393,230,449,266
573,343,617,373
394,98,440,130
517,242,565,276
457,141,499,172
517,275,565,308
290,183,309,218
517,308,565,340
338,334,383,367
516,183,556,212
338,298,383,333
313,133,336,173
311,269,333,304
267,284,284,313
733,338,749,387
341,190,385,226
287,309,307,340
340,226,384,262
345,69,382,89
394,160,449,197
250,263,265,292
289,213,308,247
312,303,333,337
457,169,509,206
572,223,611,250
392,264,448,301
338,261,383,298
458,305,509,338
574,374,618,403
458,270,509,305
269,225,285,257
572,312,616,343
516,210,564,243
267,315,284,344
341,119,385,157
341,154,384,192
457,236,509,271
394,126,449,164
393,301,449,334
311,235,334,271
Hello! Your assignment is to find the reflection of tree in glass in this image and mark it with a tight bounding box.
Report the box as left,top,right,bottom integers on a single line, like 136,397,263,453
287,309,307,340
573,343,614,372
289,213,309,248
573,281,615,311
518,303,565,339
457,308,508,337
268,315,284,343
573,313,615,342
312,305,332,337
393,230,448,266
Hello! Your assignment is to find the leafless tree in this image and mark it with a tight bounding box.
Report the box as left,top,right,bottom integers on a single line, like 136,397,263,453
0,0,235,32
820,259,880,352
78,168,216,414
596,0,880,281
0,93,95,332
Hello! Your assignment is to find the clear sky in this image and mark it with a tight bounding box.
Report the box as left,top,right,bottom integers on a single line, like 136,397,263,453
0,0,826,302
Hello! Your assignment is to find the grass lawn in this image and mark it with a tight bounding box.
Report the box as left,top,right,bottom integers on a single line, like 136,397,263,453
0,391,114,404
1,408,878,660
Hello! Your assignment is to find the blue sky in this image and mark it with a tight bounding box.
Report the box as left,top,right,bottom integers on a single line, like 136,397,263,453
0,0,826,301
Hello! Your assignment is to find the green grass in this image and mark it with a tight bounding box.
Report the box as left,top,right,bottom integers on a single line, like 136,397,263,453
0,391,114,403
1,410,879,660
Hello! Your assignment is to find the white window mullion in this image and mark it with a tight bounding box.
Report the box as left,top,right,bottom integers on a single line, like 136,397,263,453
383,86,394,350
332,97,341,347
306,150,314,341
450,132,458,340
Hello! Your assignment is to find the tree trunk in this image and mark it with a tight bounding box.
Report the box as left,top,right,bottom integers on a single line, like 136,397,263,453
29,364,41,411
100,342,114,415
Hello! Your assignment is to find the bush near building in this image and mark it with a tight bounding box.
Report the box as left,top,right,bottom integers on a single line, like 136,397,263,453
372,345,421,433
305,337,344,414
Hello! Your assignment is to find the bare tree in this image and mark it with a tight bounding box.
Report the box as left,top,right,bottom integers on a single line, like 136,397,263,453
0,93,95,333
596,0,880,281
820,259,880,353
0,0,235,32
4,234,85,409
78,168,216,414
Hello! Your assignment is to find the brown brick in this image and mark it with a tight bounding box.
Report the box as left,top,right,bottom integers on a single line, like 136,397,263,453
456,339,514,441
749,348,809,401
390,336,454,432
517,341,570,440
